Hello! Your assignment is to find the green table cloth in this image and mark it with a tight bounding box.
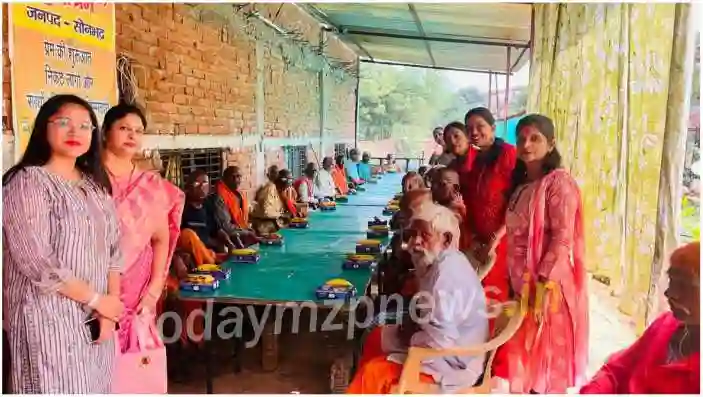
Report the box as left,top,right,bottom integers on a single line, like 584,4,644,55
179,174,403,305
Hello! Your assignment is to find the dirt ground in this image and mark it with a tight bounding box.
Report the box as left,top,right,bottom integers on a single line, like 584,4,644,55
168,278,638,394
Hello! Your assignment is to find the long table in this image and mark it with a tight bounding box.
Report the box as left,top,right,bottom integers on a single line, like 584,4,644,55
177,173,402,392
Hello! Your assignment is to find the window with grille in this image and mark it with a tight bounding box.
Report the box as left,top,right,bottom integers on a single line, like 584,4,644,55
159,148,224,189
284,145,308,179
334,143,347,159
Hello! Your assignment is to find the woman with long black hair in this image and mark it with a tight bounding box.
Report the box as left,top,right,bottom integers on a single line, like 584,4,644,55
502,114,589,393
2,94,124,393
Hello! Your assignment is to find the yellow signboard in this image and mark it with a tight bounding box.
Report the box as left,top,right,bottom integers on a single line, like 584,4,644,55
9,3,117,160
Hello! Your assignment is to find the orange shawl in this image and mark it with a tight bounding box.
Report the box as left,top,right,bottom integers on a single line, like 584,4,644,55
216,181,249,228
332,165,349,195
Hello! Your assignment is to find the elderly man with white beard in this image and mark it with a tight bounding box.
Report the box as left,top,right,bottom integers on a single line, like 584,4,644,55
347,202,488,394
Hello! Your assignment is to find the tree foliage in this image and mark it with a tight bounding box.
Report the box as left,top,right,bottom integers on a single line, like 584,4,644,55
358,63,527,154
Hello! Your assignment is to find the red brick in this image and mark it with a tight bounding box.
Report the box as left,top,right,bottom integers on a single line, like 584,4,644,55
172,74,186,85
132,40,150,56
185,124,198,134
173,94,188,105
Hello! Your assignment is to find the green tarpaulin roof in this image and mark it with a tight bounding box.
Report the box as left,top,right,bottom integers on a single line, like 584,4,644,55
304,3,533,74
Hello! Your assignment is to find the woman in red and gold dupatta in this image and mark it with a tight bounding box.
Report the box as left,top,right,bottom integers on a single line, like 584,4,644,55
581,241,700,394
102,104,184,369
503,114,588,393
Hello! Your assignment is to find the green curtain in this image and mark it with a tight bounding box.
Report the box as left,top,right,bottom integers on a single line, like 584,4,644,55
527,3,696,333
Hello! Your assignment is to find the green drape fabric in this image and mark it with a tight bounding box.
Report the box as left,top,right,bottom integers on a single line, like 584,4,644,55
527,3,696,333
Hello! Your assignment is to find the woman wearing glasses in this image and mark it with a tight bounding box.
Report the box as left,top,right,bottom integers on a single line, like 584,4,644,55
2,94,124,393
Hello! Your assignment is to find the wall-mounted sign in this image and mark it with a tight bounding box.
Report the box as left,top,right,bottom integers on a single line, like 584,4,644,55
8,3,117,160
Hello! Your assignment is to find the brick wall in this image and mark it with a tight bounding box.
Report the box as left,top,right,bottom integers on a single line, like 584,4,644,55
116,3,258,137
2,3,358,183
3,4,14,171
3,4,12,134
224,148,258,199
116,3,356,187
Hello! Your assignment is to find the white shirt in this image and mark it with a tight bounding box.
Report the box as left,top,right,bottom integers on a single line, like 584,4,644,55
314,169,336,198
297,178,316,203
383,249,488,392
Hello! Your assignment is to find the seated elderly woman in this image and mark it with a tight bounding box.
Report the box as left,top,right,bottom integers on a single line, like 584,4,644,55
379,189,432,297
278,169,309,218
383,153,401,173
347,202,488,394
581,241,700,394
389,171,426,231
431,167,471,252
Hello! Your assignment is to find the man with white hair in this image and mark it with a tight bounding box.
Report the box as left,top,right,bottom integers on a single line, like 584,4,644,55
347,203,488,394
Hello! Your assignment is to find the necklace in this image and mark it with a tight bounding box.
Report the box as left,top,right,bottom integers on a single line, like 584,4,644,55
107,162,136,201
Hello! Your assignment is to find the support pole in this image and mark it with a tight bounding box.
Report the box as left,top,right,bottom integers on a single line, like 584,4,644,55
488,71,493,111
504,47,512,132
318,29,327,158
529,5,536,71
494,74,500,115
354,59,361,149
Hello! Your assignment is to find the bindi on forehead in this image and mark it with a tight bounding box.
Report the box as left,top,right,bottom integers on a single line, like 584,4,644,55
518,125,543,138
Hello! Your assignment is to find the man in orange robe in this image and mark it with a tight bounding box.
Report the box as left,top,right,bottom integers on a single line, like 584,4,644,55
171,170,235,344
332,155,350,195
211,166,260,247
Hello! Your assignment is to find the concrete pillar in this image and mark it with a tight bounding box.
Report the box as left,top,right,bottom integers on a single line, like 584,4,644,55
318,30,329,161
255,40,266,186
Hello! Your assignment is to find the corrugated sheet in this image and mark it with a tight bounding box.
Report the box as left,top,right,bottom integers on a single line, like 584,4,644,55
306,3,532,73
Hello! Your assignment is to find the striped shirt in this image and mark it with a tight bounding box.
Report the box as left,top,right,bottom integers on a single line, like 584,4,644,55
2,166,123,393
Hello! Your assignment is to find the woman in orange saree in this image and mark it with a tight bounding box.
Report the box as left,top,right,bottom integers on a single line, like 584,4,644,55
503,114,588,393
102,104,185,352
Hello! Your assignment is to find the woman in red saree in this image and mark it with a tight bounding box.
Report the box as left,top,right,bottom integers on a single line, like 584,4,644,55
101,104,184,367
462,108,516,377
581,241,700,394
445,122,477,194
278,169,304,218
503,114,589,393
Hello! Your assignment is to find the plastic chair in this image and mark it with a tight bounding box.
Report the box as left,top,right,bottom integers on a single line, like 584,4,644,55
391,300,525,394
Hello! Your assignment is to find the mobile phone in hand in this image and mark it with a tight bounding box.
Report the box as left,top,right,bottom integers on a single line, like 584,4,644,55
85,316,100,342
85,315,120,343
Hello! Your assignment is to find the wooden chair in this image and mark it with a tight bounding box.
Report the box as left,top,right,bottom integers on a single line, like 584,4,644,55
391,300,525,394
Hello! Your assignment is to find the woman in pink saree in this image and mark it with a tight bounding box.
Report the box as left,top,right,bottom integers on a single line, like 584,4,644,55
503,114,589,393
102,104,184,354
